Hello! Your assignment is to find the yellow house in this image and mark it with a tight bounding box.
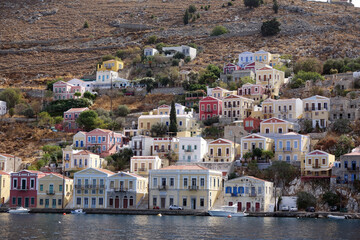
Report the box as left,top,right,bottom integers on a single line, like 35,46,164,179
255,67,285,96
130,156,162,176
63,147,103,173
303,95,330,129
72,131,87,149
73,168,114,209
224,176,275,212
302,150,335,178
262,98,303,121
207,138,240,162
211,87,237,99
0,171,10,205
37,173,73,209
149,165,222,210
97,59,124,72
240,134,274,158
107,172,148,209
260,117,295,134
222,94,254,121
274,132,310,164
152,137,180,161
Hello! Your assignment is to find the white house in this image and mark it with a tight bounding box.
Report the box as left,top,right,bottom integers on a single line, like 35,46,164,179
238,51,254,68
67,79,94,93
144,48,159,57
62,146,103,171
0,101,6,115
130,135,154,156
130,156,162,176
163,45,197,60
178,137,208,163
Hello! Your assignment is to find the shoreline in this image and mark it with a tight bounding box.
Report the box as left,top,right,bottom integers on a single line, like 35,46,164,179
1,208,360,219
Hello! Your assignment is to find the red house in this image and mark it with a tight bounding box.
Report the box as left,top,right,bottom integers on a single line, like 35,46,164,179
10,170,47,208
243,117,261,132
199,96,222,120
63,107,89,132
223,63,241,74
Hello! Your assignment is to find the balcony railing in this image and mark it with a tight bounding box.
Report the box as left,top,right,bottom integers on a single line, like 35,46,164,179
305,107,328,111
347,167,359,172
184,149,194,152
46,190,55,195
138,168,147,172
249,193,257,197
205,109,213,113
231,193,238,197
75,184,82,189
112,187,128,192
158,185,167,190
283,147,292,152
312,165,321,169
156,149,167,153
188,185,199,191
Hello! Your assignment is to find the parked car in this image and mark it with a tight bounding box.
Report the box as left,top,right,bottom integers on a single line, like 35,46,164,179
153,206,159,209
290,207,298,212
306,207,315,212
330,206,338,212
281,206,289,211
169,205,183,210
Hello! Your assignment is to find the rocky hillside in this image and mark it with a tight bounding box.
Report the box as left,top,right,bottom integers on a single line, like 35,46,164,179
0,0,359,87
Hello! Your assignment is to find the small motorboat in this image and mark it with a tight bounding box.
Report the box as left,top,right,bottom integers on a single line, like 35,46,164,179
208,206,249,217
8,207,30,214
328,214,346,220
71,209,86,214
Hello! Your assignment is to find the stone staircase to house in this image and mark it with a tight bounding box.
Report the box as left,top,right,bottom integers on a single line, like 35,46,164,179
212,191,225,210
136,193,149,209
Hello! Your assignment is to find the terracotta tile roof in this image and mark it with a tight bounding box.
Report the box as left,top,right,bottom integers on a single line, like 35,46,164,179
159,165,209,171
94,168,115,175
0,171,10,175
65,108,88,113
209,138,233,145
114,171,144,178
0,153,15,158
344,152,360,156
49,173,72,180
74,150,98,156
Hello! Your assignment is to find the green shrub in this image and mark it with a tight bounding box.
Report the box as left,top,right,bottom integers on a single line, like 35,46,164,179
296,192,316,210
228,2,233,6
211,26,229,36
184,56,191,63
45,98,92,117
183,9,190,25
83,21,89,28
244,0,261,8
147,35,158,44
173,52,185,59
188,5,197,13
261,18,281,37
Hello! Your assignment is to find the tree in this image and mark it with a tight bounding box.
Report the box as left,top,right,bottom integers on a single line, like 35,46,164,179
188,5,197,13
261,18,281,37
244,0,261,8
151,122,168,137
45,98,92,116
294,58,323,74
74,92,81,98
334,135,354,157
139,77,156,93
0,88,22,109
199,64,222,84
115,105,130,117
76,110,104,131
169,101,178,134
252,148,263,160
265,161,299,193
9,108,15,117
83,21,89,28
38,112,54,128
243,152,253,161
332,119,352,134
322,191,340,207
300,119,313,133
83,91,96,100
107,149,133,170
262,150,274,162
183,9,190,25
273,0,279,13
297,191,316,210
211,26,229,36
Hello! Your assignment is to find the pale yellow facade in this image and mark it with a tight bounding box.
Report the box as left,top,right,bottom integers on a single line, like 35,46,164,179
207,138,240,162
211,87,237,99
224,176,274,212
149,165,222,210
73,168,114,209
37,174,73,209
130,156,162,176
302,150,335,178
255,67,285,96
222,95,254,121
260,118,295,134
240,134,274,157
107,172,148,209
0,172,10,205
262,98,303,121
303,95,330,128
97,59,124,72
152,137,180,161
73,131,86,149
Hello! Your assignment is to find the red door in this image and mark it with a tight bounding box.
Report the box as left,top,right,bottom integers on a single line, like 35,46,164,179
228,202,233,206
246,202,251,211
123,197,128,209
237,202,242,212
115,197,119,208
256,202,260,212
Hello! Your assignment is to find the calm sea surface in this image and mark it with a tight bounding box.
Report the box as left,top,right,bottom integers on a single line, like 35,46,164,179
0,213,359,240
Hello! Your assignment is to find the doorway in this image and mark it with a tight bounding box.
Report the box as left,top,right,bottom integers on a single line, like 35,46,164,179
115,196,119,208
237,202,242,212
161,197,166,209
191,198,196,210
123,196,128,208
25,197,29,208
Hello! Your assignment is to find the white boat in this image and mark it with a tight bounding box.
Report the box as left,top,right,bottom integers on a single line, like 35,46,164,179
328,214,346,219
8,207,30,214
208,206,249,217
71,209,86,214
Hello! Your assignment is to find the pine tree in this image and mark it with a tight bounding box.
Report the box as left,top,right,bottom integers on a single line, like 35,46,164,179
169,101,178,135
273,0,279,14
183,9,189,25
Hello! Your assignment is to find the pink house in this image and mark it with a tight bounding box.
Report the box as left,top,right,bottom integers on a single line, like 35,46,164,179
244,62,256,71
223,63,241,74
199,96,222,120
238,83,265,96
63,108,89,133
53,81,85,101
85,129,124,157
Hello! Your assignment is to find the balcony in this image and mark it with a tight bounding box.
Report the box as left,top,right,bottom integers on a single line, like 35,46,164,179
283,147,292,152
347,167,359,172
249,193,257,197
205,109,213,113
184,149,194,152
188,185,199,191
113,187,128,192
156,149,167,153
138,168,147,172
231,193,238,197
46,190,55,195
158,185,167,190
312,165,321,169
75,184,83,189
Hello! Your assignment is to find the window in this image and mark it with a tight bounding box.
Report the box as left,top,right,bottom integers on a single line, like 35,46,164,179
59,185,63,192
183,197,187,207
40,199,44,205
294,141,298,149
153,197,157,207
244,143,248,150
153,178,158,187
170,178,174,187
200,198,204,207
40,184,43,191
179,121,183,126
58,199,62,206
31,198,35,205
12,197,16,205
30,179,35,189
183,178,188,187
258,187,262,194
278,155,283,161
170,197,174,206
308,159,311,164
76,198,81,205
294,155,298,161
200,178,205,187
322,159,326,165
99,198,104,205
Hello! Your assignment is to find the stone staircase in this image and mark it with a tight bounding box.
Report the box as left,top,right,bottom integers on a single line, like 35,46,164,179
212,191,225,210
136,193,149,209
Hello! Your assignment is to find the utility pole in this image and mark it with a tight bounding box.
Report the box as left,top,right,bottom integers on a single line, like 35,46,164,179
62,162,65,210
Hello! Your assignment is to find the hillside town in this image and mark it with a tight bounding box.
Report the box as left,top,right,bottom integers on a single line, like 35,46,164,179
1,45,360,215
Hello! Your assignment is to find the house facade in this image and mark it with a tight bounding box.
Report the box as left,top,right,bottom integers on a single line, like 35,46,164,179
222,95,254,122
130,156,162,176
53,81,85,100
37,173,73,209
303,95,330,129
224,176,274,212
0,101,6,115
302,150,335,179
73,168,114,209
163,45,197,60
255,67,285,96
210,87,237,100
243,117,261,132
84,129,124,157
130,135,154,156
207,138,239,162
10,170,46,208
144,48,159,56
238,83,266,103
199,96,222,121
273,132,310,164
63,107,89,133
238,51,254,68
107,172,148,209
334,151,360,184
152,137,180,160
262,98,303,121
178,137,208,163
0,154,22,172
260,117,296,134
240,134,274,158
149,165,222,210
0,171,10,205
